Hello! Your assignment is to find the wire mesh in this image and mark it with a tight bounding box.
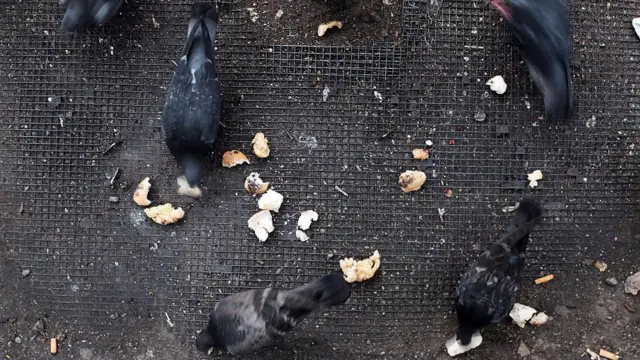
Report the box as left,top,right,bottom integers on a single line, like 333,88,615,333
0,0,638,357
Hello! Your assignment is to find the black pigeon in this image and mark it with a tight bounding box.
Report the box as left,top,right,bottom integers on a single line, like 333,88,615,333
490,0,572,119
455,198,543,345
196,273,351,355
162,3,220,188
61,0,124,32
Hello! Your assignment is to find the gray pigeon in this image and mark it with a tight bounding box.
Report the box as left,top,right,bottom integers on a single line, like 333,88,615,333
61,0,124,32
489,0,572,119
196,274,351,355
455,198,542,345
162,3,220,187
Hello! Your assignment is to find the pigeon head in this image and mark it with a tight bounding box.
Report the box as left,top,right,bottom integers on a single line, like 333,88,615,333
195,327,216,353
179,154,203,187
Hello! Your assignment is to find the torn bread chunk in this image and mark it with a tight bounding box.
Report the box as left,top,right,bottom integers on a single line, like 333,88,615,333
177,176,202,198
222,150,250,168
340,250,381,283
133,177,152,206
399,170,427,192
248,210,274,242
509,303,537,328
144,204,185,225
445,332,483,357
295,229,309,242
317,20,342,37
244,172,269,195
297,210,318,231
251,132,270,158
258,190,284,212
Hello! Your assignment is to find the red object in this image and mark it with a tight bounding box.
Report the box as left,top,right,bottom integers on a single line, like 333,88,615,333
448,140,455,145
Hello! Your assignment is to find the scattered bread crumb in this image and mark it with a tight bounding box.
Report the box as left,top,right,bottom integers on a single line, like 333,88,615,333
585,348,599,360
534,274,554,284
177,176,202,198
258,190,284,212
594,260,608,272
144,204,185,225
412,148,429,160
248,210,274,242
297,210,318,230
486,75,507,94
222,150,250,168
527,170,543,188
245,172,269,195
340,250,381,283
295,229,309,242
133,177,152,206
318,21,342,37
296,210,318,242
399,170,427,192
445,332,483,357
251,132,270,158
529,312,548,326
509,303,537,328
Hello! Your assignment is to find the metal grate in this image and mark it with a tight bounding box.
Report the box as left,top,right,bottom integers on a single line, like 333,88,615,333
0,0,638,357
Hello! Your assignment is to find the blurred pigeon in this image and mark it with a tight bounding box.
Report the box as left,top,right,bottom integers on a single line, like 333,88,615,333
162,3,220,187
490,0,572,119
455,198,542,345
61,0,124,32
196,273,351,355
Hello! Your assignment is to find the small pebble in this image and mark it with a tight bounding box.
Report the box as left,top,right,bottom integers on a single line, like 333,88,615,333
605,277,618,286
275,9,284,19
32,319,44,332
108,196,119,203
21,269,31,277
14,336,22,344
517,342,531,357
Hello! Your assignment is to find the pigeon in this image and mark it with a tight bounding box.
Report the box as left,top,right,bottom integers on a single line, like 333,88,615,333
489,0,572,119
61,0,124,32
195,273,351,355
162,3,220,188
455,198,543,345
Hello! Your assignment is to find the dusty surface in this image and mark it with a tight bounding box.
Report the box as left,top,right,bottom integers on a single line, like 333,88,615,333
241,0,402,46
1,217,638,359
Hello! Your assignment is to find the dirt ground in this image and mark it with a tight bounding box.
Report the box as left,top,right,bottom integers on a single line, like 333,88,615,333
241,0,402,46
1,216,638,360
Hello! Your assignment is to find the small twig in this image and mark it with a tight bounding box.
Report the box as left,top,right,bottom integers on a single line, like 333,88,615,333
281,127,294,140
438,208,445,223
102,140,123,155
379,126,399,140
218,121,228,128
165,312,174,327
334,185,349,197
110,168,121,186
463,45,485,49
18,203,24,214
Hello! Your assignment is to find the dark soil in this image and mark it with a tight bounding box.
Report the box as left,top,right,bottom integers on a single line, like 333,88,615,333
241,0,402,46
